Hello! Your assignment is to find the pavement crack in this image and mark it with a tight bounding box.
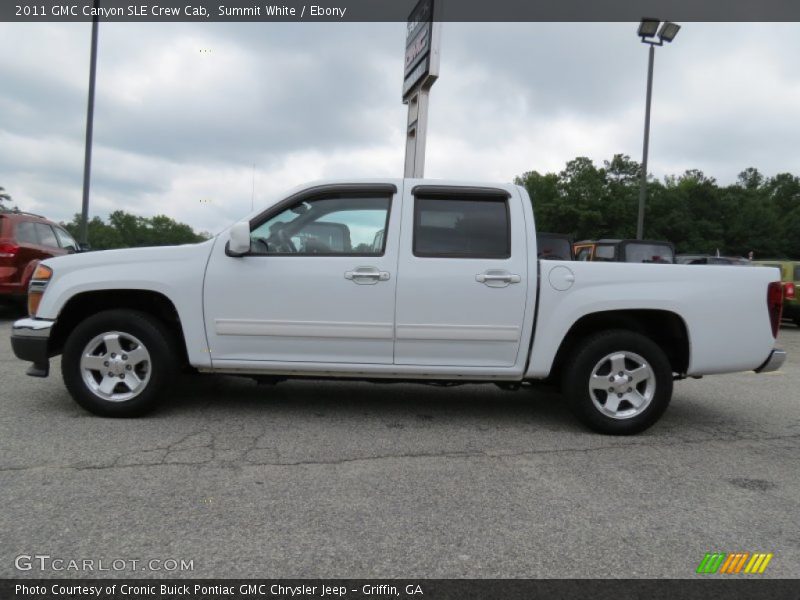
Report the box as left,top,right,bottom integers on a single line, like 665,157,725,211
1,431,798,473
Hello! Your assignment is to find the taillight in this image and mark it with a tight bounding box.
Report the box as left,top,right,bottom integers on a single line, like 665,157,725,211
0,241,19,258
767,281,784,338
784,282,796,301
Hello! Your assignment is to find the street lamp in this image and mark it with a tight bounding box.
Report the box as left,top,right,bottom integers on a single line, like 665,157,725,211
635,18,680,240
79,0,100,245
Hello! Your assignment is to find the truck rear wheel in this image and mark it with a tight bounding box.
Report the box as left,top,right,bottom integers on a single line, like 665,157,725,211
61,309,177,417
562,330,673,435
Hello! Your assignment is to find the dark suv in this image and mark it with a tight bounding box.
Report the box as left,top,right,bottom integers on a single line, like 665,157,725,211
573,239,676,263
0,209,80,305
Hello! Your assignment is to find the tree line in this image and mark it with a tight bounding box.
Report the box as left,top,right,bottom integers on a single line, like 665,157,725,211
5,163,800,258
60,212,210,249
515,155,800,259
2,186,210,249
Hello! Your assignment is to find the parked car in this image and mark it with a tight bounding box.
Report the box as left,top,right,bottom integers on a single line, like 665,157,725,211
536,232,574,260
753,260,799,327
574,239,675,263
0,209,81,308
10,179,786,435
676,254,750,266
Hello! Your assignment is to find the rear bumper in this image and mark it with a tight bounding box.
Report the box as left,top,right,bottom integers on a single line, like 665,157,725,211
10,318,54,377
754,349,787,374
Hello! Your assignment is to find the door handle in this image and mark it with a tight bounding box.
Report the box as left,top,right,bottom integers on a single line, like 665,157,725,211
476,270,521,288
344,267,391,285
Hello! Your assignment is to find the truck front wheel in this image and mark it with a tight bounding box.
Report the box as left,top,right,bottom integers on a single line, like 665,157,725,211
61,309,177,417
562,330,673,435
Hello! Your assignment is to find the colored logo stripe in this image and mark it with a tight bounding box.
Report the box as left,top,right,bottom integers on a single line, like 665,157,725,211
744,553,773,574
719,552,749,573
697,553,726,574
697,552,773,574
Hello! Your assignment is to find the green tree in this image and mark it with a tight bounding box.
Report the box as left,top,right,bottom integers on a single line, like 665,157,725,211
721,169,781,257
602,154,641,239
61,212,208,250
764,172,800,215
514,170,561,230
783,206,800,259
515,156,797,259
0,186,15,210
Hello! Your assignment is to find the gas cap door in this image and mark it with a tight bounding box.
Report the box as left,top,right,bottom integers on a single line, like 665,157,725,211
548,265,575,291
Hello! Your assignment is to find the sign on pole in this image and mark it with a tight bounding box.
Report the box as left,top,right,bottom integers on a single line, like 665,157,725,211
403,0,440,178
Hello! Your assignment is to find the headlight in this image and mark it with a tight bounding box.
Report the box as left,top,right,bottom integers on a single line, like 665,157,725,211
28,264,53,317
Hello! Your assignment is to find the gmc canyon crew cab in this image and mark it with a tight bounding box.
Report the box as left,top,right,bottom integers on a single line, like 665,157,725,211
10,179,787,434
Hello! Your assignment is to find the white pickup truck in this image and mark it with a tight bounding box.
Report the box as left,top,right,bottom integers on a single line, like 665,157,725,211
10,179,787,434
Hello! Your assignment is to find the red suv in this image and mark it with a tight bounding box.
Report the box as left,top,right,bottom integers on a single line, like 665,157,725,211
0,209,81,305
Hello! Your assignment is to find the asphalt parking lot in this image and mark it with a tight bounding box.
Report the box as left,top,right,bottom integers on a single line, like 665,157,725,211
1,303,798,579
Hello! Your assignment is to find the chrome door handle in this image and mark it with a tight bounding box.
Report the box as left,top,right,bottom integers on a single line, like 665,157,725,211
476,270,521,288
344,267,390,285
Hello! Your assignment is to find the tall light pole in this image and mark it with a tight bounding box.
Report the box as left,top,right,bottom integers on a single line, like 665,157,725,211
79,0,100,245
636,18,680,240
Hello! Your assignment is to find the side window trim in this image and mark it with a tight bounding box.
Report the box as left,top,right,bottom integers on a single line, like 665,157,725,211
411,193,512,260
249,183,397,227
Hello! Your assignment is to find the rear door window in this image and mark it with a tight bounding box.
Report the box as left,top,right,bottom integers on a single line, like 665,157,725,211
15,221,39,244
33,223,59,248
413,196,510,258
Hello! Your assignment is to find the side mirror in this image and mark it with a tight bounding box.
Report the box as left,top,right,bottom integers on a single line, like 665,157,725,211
227,221,251,256
78,242,91,252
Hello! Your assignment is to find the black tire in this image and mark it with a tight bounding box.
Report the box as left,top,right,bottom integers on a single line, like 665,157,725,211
561,330,673,435
61,309,177,417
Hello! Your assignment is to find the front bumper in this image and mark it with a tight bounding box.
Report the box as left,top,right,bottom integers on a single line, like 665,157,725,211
10,318,54,377
754,349,787,374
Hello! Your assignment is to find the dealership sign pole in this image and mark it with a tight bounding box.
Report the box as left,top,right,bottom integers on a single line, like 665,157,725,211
403,0,441,178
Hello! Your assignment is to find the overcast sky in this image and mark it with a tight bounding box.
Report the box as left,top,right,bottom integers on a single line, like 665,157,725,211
1,22,799,234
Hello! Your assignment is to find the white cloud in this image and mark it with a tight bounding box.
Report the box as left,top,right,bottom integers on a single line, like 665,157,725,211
1,21,799,233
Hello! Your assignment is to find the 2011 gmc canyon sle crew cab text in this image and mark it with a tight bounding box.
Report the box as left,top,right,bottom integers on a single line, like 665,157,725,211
10,179,787,434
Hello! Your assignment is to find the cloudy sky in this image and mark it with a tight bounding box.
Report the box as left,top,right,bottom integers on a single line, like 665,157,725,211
1,21,800,234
